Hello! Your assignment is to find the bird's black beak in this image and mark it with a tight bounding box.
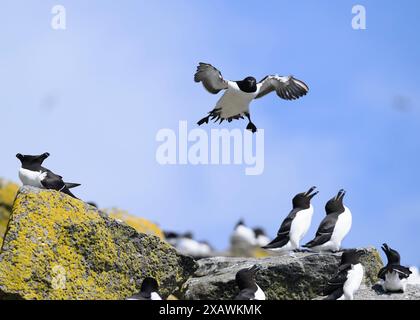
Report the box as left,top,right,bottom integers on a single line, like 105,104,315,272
248,264,262,274
42,152,50,159
381,243,389,253
16,153,23,160
336,189,346,200
305,186,318,199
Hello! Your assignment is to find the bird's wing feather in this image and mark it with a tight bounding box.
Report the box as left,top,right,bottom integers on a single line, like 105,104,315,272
303,213,339,247
194,62,228,94
262,208,300,249
277,208,301,235
393,265,412,279
256,75,309,100
41,171,66,190
323,266,350,296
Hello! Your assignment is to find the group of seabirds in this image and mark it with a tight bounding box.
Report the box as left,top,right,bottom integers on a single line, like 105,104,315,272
13,63,415,300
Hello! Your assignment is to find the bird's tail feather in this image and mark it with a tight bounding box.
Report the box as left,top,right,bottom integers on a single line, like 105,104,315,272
65,182,81,189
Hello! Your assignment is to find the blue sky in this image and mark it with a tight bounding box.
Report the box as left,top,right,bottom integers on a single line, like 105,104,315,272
1,0,419,265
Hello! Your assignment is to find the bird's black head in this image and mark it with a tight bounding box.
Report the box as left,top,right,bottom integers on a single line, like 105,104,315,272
253,227,266,237
140,277,159,294
292,186,318,209
183,232,194,239
340,249,366,266
237,77,257,93
381,243,401,265
164,231,180,240
325,189,346,214
235,219,245,229
16,152,50,168
236,265,261,290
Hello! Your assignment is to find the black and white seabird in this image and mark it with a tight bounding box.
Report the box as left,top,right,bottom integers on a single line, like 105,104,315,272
16,153,80,199
303,189,352,252
378,243,412,292
253,228,270,247
165,231,213,257
230,220,257,248
262,187,318,252
194,63,309,133
234,265,266,300
322,249,365,300
126,277,162,300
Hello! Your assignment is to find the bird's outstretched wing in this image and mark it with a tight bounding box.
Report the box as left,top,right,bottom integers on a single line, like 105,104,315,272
256,75,309,100
303,213,339,248
194,63,228,94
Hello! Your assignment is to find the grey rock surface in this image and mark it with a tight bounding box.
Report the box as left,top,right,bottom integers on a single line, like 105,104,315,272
182,247,383,300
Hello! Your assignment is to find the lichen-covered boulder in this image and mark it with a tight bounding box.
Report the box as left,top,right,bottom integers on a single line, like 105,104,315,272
0,179,19,246
182,248,383,300
106,209,164,239
0,186,197,300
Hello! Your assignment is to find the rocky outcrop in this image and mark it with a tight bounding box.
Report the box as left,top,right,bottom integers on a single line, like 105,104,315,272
182,248,383,300
0,179,19,246
0,186,196,300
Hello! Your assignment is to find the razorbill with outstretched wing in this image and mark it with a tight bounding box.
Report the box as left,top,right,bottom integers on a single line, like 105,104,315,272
378,243,412,292
303,189,352,252
126,277,162,300
234,265,266,300
194,62,309,133
322,249,365,300
230,220,257,248
262,186,318,252
16,153,80,199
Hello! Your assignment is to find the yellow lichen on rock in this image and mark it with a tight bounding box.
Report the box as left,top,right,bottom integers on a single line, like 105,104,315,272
0,179,19,246
0,186,196,300
107,209,164,239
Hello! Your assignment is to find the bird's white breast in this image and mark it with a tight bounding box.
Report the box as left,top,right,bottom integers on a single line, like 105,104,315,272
215,81,257,118
331,207,352,244
19,168,46,188
253,285,266,300
342,263,364,299
383,271,407,292
176,238,202,256
289,205,314,246
255,235,271,247
231,225,256,246
151,292,162,300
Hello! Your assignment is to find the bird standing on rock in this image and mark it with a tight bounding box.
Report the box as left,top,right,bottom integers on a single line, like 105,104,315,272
303,189,352,252
194,62,309,132
234,265,266,300
16,152,80,199
322,249,365,300
378,243,412,292
262,186,318,252
230,220,257,249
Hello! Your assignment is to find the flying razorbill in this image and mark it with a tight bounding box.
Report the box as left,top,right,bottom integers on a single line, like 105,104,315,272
262,186,318,252
322,249,365,300
234,265,266,300
378,243,412,293
126,277,162,300
303,189,352,252
194,62,309,133
16,153,80,199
